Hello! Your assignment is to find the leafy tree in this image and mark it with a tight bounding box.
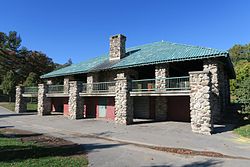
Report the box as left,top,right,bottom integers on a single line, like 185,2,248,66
1,71,16,102
0,31,56,85
229,44,250,113
24,72,38,86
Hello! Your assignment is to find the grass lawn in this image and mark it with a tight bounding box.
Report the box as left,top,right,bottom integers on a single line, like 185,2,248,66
0,129,88,167
234,124,250,138
0,102,37,111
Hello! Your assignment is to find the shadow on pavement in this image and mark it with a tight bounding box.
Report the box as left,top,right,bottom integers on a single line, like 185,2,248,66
213,124,236,134
148,159,222,167
0,113,36,118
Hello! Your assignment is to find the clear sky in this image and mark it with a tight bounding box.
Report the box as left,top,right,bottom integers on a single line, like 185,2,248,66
0,0,249,64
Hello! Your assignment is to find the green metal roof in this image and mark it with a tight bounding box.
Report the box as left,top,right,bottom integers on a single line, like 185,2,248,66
41,41,229,78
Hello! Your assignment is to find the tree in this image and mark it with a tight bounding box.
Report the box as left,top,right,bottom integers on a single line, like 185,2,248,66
1,71,16,102
229,44,250,113
6,31,22,51
0,31,57,85
23,72,38,86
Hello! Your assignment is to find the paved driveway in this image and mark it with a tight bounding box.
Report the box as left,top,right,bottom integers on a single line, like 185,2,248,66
0,107,250,167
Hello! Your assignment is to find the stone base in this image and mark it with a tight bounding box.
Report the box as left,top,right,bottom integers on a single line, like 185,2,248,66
155,97,167,121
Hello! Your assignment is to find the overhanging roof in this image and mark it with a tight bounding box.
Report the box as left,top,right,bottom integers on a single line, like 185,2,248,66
41,41,233,79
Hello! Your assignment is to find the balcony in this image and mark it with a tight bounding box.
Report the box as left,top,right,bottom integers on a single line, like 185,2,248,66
44,76,190,97
130,76,190,96
22,86,38,97
46,85,68,97
80,81,116,96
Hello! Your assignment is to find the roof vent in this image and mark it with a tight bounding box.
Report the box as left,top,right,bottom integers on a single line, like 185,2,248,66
109,34,126,61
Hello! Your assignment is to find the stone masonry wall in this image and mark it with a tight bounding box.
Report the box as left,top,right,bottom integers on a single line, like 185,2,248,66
224,72,231,108
109,34,126,61
189,71,213,135
68,81,83,119
37,84,51,115
64,77,70,94
87,73,98,93
114,72,133,124
15,86,27,113
155,97,167,121
155,64,169,120
155,64,169,90
203,59,224,123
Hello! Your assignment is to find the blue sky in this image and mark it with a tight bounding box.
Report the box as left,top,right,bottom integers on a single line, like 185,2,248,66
0,0,249,64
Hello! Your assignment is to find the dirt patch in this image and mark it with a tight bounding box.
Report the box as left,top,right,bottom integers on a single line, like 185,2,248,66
0,128,85,157
0,128,73,146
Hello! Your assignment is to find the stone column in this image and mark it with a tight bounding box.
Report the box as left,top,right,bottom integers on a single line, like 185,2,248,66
64,77,70,94
87,73,98,93
15,86,27,113
155,97,167,121
224,72,231,107
189,71,213,135
68,81,83,119
114,73,133,125
155,64,169,120
87,75,93,93
155,64,169,90
37,84,51,115
46,79,53,85
203,59,221,123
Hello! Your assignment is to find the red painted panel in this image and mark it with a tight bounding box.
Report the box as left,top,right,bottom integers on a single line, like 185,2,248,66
106,97,115,120
83,103,87,118
64,104,69,116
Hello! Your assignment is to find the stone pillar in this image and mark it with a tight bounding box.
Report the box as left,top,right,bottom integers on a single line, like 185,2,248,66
224,72,231,107
15,86,27,113
155,64,169,120
114,73,133,125
37,84,51,116
68,81,83,119
203,59,221,123
87,73,98,93
46,80,53,85
64,77,70,94
189,71,213,135
155,64,169,90
87,74,93,93
155,97,167,121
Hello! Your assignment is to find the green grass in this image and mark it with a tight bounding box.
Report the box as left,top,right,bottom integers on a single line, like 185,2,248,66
234,124,250,138
0,102,15,111
0,133,88,167
0,102,37,111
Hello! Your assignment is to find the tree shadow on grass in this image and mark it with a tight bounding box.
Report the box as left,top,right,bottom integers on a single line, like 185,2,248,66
0,132,124,163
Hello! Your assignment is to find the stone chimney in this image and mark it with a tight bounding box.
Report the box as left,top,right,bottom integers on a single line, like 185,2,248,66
109,34,126,61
